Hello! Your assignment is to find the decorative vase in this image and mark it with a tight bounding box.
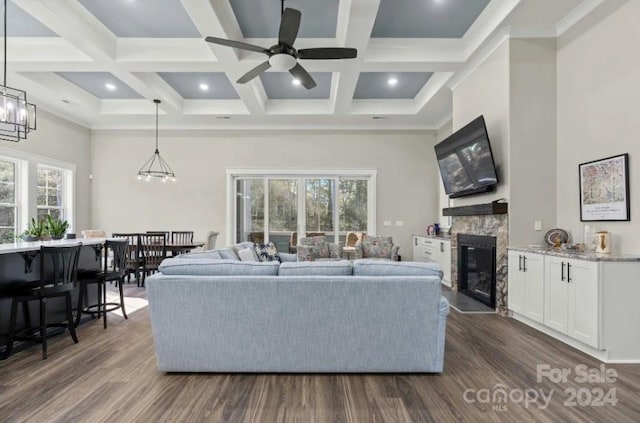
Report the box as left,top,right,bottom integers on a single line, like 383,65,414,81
595,231,611,254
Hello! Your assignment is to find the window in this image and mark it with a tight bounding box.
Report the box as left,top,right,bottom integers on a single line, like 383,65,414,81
36,165,68,221
0,158,18,243
228,170,376,247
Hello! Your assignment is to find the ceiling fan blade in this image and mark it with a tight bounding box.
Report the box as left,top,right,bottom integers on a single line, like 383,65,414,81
237,61,271,84
279,8,301,46
297,48,358,60
289,63,316,89
205,36,269,55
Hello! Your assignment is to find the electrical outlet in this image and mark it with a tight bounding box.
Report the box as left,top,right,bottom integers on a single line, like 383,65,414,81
534,220,543,231
395,221,404,226
383,221,391,226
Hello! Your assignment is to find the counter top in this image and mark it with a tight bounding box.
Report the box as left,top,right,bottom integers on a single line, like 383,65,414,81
0,238,106,255
508,246,640,262
413,234,452,241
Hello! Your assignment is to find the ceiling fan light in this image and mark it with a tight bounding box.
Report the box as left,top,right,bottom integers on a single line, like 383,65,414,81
269,54,297,71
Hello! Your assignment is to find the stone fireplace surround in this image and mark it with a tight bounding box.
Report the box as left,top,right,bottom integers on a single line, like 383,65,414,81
445,203,509,315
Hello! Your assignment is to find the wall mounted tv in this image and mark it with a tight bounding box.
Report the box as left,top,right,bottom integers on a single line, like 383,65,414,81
434,115,499,198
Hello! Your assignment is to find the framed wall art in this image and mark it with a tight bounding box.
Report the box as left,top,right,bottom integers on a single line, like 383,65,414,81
579,153,630,221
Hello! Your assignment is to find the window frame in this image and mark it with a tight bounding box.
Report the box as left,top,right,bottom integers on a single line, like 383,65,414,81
36,164,70,222
0,146,76,237
226,169,377,246
0,155,26,242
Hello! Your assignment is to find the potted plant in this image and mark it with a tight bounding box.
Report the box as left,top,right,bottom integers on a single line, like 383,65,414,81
46,215,70,240
22,218,49,241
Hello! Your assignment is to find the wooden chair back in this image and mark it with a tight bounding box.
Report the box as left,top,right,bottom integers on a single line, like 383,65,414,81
171,231,194,245
40,244,82,294
139,233,167,271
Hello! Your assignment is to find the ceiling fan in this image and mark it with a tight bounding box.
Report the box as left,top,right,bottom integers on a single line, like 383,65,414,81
204,0,357,89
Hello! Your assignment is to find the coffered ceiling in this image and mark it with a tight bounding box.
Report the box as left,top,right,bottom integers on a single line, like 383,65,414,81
1,0,613,130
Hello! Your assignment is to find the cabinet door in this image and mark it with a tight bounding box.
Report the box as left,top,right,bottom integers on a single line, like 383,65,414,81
523,253,545,323
568,259,600,348
544,256,569,333
507,252,525,314
439,240,452,287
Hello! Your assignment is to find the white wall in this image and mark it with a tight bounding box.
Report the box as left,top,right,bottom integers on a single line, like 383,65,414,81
90,130,439,259
451,38,559,247
452,41,511,205
509,38,557,246
0,110,92,233
557,0,640,253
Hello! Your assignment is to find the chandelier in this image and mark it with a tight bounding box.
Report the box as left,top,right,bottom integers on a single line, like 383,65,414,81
137,99,176,182
0,0,37,142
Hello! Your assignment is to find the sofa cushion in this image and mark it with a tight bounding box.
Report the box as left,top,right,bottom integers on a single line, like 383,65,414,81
254,241,281,263
297,236,343,261
353,259,443,278
159,258,279,276
218,248,240,260
233,242,260,261
174,250,222,260
278,260,353,276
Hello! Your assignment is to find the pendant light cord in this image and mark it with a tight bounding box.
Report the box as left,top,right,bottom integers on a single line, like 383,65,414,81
4,0,7,87
155,100,159,152
281,0,284,17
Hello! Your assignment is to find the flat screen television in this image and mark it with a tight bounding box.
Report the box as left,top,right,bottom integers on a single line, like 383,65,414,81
434,115,499,198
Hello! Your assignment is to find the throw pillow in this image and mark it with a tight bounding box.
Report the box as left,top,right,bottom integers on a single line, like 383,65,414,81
254,241,281,262
237,248,258,262
233,242,259,261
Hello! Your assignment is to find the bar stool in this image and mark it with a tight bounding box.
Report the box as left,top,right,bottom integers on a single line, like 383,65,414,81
75,239,129,329
4,243,82,360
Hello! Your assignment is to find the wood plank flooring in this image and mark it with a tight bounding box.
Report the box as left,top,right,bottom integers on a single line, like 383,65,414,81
1,285,639,422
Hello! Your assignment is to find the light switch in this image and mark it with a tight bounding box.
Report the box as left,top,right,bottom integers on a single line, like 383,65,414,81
534,220,543,231
383,221,391,226
396,221,404,226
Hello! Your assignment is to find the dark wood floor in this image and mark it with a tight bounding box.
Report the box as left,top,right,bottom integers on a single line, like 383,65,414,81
1,285,639,422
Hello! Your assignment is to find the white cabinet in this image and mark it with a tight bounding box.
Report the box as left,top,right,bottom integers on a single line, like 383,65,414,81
509,249,640,362
507,251,544,323
413,236,451,287
544,256,600,348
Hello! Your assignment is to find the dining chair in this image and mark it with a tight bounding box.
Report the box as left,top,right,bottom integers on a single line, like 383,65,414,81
75,239,129,329
147,231,170,239
112,233,143,286
4,243,82,360
171,231,194,256
205,231,219,250
81,229,107,238
139,233,167,287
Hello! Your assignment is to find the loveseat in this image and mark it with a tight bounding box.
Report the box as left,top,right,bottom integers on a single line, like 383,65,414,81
146,257,449,373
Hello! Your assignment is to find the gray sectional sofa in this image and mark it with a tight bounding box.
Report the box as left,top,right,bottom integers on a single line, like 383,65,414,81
146,257,449,373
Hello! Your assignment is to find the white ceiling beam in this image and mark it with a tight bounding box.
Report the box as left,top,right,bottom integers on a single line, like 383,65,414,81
13,0,117,62
332,0,381,115
415,72,454,115
180,0,266,115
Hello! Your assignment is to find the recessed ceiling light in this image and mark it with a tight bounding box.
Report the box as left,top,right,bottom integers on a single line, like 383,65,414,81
199,83,209,91
387,77,398,87
292,78,301,86
372,116,387,120
105,83,116,91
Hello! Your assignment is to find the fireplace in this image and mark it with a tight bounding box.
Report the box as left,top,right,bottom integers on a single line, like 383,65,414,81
457,234,497,309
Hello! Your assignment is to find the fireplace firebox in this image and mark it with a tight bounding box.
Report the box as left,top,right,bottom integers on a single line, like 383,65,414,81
457,234,497,309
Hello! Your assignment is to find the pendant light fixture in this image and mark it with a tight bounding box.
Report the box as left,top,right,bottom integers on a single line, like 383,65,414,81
0,0,37,142
137,99,176,182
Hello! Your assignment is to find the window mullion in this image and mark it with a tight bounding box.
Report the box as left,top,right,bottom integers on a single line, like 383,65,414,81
263,178,269,243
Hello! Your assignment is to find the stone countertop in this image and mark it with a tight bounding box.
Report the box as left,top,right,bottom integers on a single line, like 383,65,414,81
413,234,452,241
0,238,106,255
508,246,640,262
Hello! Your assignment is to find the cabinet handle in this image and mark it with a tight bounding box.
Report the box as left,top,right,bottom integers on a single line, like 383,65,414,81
561,261,565,281
567,263,571,283
523,256,527,272
414,237,418,246
440,242,444,253
518,255,523,271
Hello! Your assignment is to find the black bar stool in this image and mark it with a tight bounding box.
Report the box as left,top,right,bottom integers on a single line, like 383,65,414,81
75,239,129,329
4,243,82,360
